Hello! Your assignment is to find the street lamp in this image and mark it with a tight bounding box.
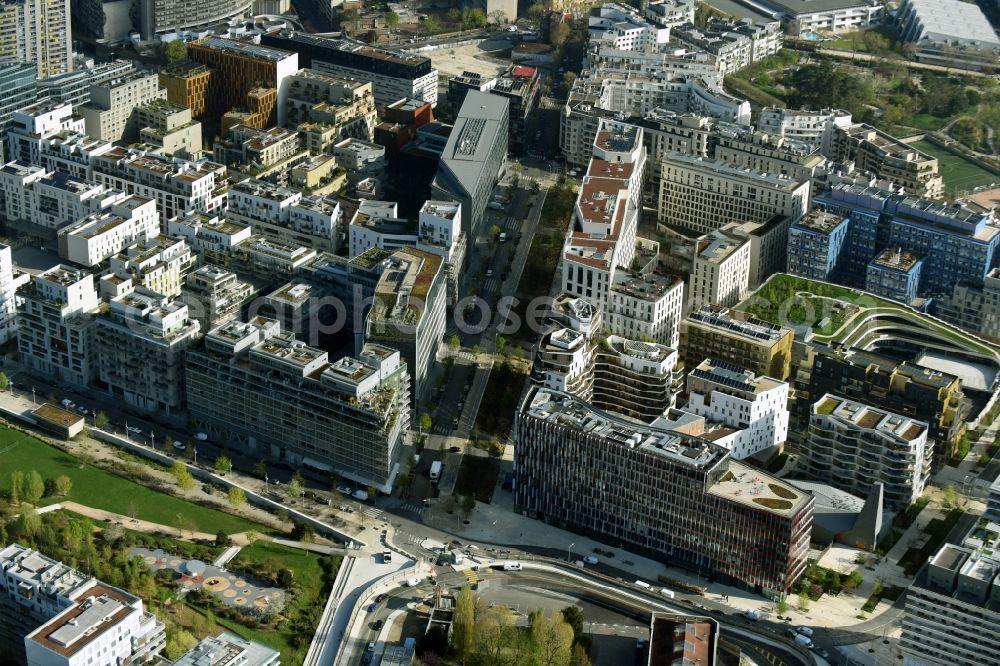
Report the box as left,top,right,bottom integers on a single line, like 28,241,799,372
149,432,155,451
30,386,36,404
193,446,198,466
567,542,575,562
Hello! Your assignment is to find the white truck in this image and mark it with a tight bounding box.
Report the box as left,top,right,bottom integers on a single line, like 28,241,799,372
429,460,442,481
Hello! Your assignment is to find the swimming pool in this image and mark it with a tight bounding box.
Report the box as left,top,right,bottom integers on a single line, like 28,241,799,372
801,30,830,41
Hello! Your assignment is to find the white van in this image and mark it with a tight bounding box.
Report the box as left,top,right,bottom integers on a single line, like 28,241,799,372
502,561,522,571
634,580,652,589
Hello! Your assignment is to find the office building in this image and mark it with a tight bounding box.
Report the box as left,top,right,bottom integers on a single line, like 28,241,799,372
179,265,255,331
106,235,193,298
758,107,852,153
746,0,884,34
657,154,809,235
91,147,227,220
135,99,202,156
78,68,166,143
95,289,200,413
58,195,159,267
227,178,341,253
812,183,1000,298
431,91,508,240
186,319,410,491
896,0,1000,68
680,308,794,380
684,358,790,459
901,525,1000,666
688,228,751,311
805,394,931,509
173,632,279,666
563,120,644,312
806,346,968,463
936,267,1000,344
608,271,684,349
0,0,72,78
787,209,851,282
447,71,494,119
0,544,165,666
532,294,681,422
373,97,434,159
865,247,923,304
366,247,447,404
711,126,824,183
17,265,100,387
183,37,298,128
282,68,377,141
0,63,37,151
260,32,438,107
515,387,813,596
831,123,942,198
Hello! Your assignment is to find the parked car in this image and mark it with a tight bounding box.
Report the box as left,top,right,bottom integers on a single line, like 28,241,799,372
193,432,208,441
126,426,142,434
812,646,829,658
362,653,373,665
795,626,814,638
486,268,494,278
371,619,384,631
366,602,376,612
366,643,375,652
76,405,88,415
375,594,387,603
337,484,353,495
583,555,599,565
173,441,186,451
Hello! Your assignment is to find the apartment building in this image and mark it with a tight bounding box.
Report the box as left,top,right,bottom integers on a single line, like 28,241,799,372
672,19,783,76
607,271,684,349
787,208,851,282
184,37,298,128
688,228,751,311
6,100,85,165
750,0,884,34
332,138,386,180
138,0,251,38
0,63,37,148
0,0,72,78
563,120,644,313
135,99,203,156
683,358,789,459
0,244,28,344
35,60,134,108
35,133,115,181
158,62,213,119
173,632,279,666
227,178,341,252
106,235,193,297
261,32,438,107
78,68,166,143
167,210,253,264
831,123,942,198
58,195,159,267
515,387,813,597
532,294,681,422
230,235,317,279
812,183,1000,298
179,265,254,331
711,127,825,183
645,0,695,27
0,544,165,666
805,394,931,509
680,308,794,380
896,0,1000,72
758,107,853,153
186,318,410,490
865,247,923,304
213,125,302,177
17,265,100,387
936,267,1000,344
91,147,227,220
489,65,541,154
588,3,669,52
805,346,968,463
0,162,125,235
988,475,1000,521
901,528,1000,666
95,289,201,413
657,153,810,235
282,68,377,141
366,247,447,405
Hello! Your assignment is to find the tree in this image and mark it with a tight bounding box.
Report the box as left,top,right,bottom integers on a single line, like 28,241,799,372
277,567,294,588
845,570,864,590
291,522,314,542
489,223,502,241
227,486,246,508
162,40,187,63
497,336,507,355
476,605,517,662
569,644,591,666
254,459,268,478
94,411,109,429
461,494,476,521
419,412,433,433
287,479,302,502
0,372,8,391
561,605,584,640
527,3,547,20
246,530,260,545
560,71,577,95
54,475,72,497
488,9,507,25
943,484,958,509
421,16,441,36
452,585,476,662
385,11,399,28
776,599,789,617
171,461,195,491
796,590,810,613
530,610,574,666
215,455,231,475
215,530,231,547
448,334,461,351
127,500,138,521
164,629,198,660
8,469,23,505
550,22,570,49
472,343,481,356
102,522,124,544
23,470,44,504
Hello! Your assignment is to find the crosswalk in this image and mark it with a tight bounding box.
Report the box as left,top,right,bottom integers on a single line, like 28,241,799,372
463,568,480,585
483,278,500,293
363,507,383,519
396,501,425,515
403,533,423,545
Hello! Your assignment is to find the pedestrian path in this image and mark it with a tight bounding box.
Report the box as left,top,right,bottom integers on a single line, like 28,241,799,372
214,545,242,567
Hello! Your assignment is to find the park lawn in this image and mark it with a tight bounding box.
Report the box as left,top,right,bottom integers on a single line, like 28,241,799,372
907,113,949,131
912,140,998,195
0,426,262,534
228,541,339,664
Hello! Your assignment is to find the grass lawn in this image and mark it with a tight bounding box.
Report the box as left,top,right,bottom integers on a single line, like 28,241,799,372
474,361,527,437
898,510,964,575
225,541,339,664
454,456,501,503
907,114,950,131
0,426,262,534
912,140,998,195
